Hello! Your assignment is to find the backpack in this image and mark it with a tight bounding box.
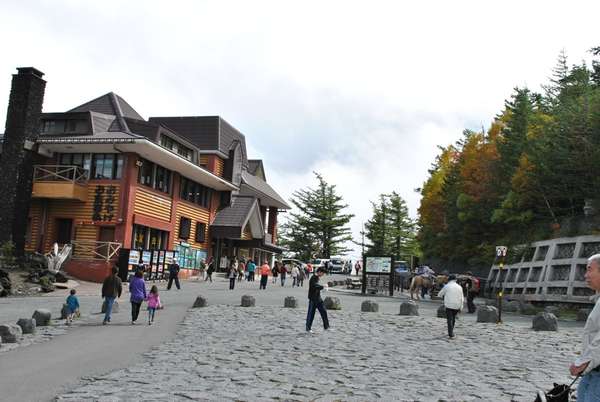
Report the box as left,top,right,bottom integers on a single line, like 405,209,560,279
471,277,480,292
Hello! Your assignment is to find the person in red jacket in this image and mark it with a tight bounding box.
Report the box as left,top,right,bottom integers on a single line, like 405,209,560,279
259,261,271,290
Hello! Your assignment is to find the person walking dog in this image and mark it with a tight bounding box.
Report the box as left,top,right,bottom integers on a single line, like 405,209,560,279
437,274,463,339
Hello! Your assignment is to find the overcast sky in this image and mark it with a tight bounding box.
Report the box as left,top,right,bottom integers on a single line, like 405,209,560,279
1,1,599,259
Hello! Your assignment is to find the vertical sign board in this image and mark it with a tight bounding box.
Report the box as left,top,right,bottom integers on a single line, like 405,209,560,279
362,256,394,296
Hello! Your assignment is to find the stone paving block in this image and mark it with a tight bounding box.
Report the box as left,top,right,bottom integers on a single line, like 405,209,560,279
193,296,208,308
101,300,119,314
16,318,36,334
323,296,341,310
32,309,51,326
477,306,498,323
284,296,297,308
0,324,22,343
241,295,255,307
399,301,419,316
361,300,378,312
532,312,558,331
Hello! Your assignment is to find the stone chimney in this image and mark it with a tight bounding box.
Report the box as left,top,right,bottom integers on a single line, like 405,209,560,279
0,67,46,257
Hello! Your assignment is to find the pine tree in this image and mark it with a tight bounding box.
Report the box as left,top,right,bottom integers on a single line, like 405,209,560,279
282,172,354,259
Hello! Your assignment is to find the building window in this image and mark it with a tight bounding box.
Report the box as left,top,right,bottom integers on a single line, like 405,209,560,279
58,153,92,176
91,154,124,179
160,134,193,161
180,177,212,208
137,158,172,194
195,222,206,243
179,217,191,240
131,224,169,250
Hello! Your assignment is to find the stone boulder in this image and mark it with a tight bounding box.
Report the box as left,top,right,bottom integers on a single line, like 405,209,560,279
477,306,499,323
55,272,69,283
32,309,51,326
101,300,120,314
0,324,22,343
437,305,446,318
16,318,36,334
284,296,298,308
323,297,342,310
399,301,419,316
193,296,208,308
544,306,561,318
39,276,55,293
361,300,379,312
241,295,255,307
0,275,11,292
532,312,558,331
577,308,592,322
519,302,537,315
503,300,520,313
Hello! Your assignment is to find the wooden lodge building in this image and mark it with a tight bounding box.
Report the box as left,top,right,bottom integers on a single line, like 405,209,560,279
2,78,290,282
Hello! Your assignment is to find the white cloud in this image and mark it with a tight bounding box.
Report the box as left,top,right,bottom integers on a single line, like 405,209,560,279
0,0,599,258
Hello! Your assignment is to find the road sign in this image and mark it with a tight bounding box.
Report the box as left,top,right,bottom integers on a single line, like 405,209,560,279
496,246,508,258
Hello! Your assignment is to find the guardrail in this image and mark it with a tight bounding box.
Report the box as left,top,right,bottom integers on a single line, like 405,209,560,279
71,240,121,261
34,165,89,184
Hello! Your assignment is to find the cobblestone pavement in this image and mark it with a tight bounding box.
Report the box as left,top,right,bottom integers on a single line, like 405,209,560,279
56,304,581,402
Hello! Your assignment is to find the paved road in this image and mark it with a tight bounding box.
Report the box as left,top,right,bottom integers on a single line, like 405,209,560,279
0,274,586,401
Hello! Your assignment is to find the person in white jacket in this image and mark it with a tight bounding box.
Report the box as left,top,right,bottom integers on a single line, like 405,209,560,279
437,274,464,339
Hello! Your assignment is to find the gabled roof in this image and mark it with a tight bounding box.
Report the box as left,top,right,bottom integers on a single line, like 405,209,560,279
211,196,264,239
239,171,290,209
68,92,144,132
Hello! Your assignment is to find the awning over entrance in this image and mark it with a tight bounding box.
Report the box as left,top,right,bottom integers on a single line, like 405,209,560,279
210,196,263,239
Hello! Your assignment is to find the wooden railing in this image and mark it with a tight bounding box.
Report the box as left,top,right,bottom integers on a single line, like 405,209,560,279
71,240,121,261
34,165,89,184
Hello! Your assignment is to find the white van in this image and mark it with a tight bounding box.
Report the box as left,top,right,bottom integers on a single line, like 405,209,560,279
329,257,346,273
311,258,330,270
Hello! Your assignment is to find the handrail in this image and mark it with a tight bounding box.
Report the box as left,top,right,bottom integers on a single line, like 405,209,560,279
34,165,89,184
71,240,121,261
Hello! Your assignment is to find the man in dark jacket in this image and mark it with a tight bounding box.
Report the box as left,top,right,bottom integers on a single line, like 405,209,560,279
102,266,123,325
167,261,181,290
306,267,330,333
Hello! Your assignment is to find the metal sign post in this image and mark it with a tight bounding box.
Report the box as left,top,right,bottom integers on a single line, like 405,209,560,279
495,246,508,324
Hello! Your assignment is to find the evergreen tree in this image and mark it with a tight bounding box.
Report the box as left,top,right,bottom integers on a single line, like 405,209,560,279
282,172,354,259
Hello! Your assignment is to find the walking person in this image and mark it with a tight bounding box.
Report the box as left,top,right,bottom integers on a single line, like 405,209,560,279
464,271,480,313
571,254,600,401
306,267,330,333
238,259,245,282
291,264,300,287
247,259,256,282
167,261,181,290
437,274,463,339
101,266,122,325
146,285,161,325
354,261,361,276
228,260,237,290
260,260,271,290
272,262,279,284
129,269,147,325
65,289,79,326
280,262,288,287
205,256,215,283
297,266,305,287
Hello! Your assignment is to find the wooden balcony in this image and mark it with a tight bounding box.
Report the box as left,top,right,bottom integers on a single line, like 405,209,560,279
32,165,89,202
71,240,121,261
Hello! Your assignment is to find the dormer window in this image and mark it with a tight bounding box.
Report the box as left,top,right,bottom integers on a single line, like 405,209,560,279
159,134,193,161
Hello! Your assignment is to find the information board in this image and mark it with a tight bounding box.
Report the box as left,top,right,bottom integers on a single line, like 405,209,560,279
366,256,392,273
128,250,140,265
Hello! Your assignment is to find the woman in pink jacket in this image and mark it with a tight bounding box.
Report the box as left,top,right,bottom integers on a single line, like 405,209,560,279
146,285,162,325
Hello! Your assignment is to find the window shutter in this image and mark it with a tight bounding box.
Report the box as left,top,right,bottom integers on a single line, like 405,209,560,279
179,217,191,239
195,222,206,243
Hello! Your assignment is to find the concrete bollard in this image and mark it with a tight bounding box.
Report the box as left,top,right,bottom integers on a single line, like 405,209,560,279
32,309,51,326
241,295,255,307
477,306,499,323
532,312,558,331
361,300,379,312
0,324,23,343
284,296,298,308
399,301,419,316
323,297,342,310
193,296,208,308
16,318,36,334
